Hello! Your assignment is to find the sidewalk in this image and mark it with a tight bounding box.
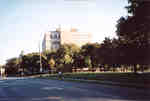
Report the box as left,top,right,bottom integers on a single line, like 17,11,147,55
0,77,29,80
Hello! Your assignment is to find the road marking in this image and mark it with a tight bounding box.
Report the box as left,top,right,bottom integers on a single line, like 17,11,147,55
0,81,4,83
41,87,63,90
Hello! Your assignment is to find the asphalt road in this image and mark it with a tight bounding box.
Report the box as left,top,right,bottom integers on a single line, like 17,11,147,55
0,77,150,101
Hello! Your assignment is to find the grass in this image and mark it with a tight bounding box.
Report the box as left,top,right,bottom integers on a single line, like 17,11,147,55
37,72,150,88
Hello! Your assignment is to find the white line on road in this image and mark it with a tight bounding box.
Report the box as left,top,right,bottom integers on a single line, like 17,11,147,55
41,87,64,90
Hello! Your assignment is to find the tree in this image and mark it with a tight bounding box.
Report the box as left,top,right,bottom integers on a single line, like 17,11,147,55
5,57,19,75
84,56,92,70
125,0,140,15
81,43,100,68
116,0,150,73
48,58,55,69
55,44,80,72
20,53,48,74
99,37,114,69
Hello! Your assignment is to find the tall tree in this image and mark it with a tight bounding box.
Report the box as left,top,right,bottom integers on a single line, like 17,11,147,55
116,0,150,73
5,57,19,75
81,43,100,68
125,0,140,15
56,44,80,72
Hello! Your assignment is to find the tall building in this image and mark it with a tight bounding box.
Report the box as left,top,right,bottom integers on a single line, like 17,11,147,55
42,31,60,52
42,28,92,52
61,28,92,47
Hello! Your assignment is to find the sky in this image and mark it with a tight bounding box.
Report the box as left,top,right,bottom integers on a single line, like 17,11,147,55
0,0,128,64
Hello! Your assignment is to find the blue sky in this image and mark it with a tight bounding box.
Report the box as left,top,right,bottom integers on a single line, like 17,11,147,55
0,0,128,64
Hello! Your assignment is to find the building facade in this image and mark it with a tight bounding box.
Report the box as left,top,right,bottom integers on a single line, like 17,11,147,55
42,31,60,52
42,28,92,52
60,28,92,47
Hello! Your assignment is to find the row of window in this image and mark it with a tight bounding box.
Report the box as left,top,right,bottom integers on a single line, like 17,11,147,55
50,32,60,39
51,44,60,50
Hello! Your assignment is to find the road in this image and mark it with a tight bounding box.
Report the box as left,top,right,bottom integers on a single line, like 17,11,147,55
0,77,150,101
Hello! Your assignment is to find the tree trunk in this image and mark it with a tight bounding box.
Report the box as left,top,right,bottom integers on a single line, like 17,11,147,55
141,65,144,72
32,67,34,74
133,64,137,73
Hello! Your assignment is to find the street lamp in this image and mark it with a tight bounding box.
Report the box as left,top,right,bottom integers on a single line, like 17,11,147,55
19,50,24,76
39,34,43,73
38,24,52,73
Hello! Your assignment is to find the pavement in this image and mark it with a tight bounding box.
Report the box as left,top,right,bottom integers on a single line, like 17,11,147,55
0,77,150,101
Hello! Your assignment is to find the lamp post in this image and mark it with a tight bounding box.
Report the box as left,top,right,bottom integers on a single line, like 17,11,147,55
20,50,24,76
39,25,51,73
39,34,43,73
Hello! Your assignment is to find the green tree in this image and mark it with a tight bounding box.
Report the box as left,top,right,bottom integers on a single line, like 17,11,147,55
5,57,19,75
20,52,48,74
84,56,92,70
48,58,55,69
125,0,140,15
99,37,114,69
116,0,150,73
55,44,80,72
81,43,100,68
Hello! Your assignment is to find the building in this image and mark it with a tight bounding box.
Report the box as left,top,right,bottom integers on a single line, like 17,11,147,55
60,28,92,47
42,28,92,52
42,31,60,52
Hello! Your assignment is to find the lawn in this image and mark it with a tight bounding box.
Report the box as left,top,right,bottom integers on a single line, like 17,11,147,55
39,72,150,85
